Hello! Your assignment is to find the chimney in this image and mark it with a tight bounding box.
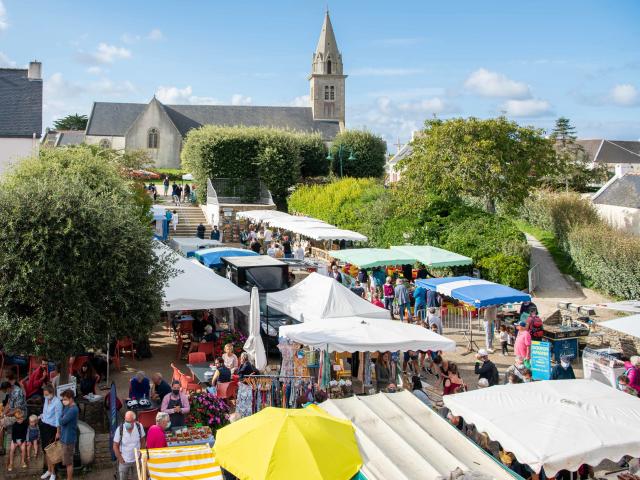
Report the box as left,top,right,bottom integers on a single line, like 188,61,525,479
614,163,630,179
28,61,42,80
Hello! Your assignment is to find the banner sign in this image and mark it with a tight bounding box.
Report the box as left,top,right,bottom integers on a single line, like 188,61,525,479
109,382,118,461
530,340,551,380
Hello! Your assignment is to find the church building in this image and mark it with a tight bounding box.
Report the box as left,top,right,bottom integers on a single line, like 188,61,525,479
84,12,346,169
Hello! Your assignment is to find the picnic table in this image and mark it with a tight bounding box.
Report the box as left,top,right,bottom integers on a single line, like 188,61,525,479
186,362,214,384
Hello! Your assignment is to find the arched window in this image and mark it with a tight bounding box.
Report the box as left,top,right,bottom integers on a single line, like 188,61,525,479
324,86,330,100
99,138,111,149
330,86,335,100
148,128,159,149
327,60,332,74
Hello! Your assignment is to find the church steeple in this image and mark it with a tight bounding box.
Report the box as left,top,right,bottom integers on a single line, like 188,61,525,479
309,10,346,127
312,11,343,75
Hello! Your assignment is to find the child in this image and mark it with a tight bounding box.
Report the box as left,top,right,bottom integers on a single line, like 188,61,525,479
8,410,28,471
26,414,40,460
499,325,510,356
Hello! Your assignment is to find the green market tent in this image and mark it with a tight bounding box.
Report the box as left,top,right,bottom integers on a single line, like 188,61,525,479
390,245,473,268
331,245,472,269
330,248,416,269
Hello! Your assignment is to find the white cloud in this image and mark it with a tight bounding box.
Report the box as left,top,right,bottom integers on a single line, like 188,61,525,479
77,43,132,65
147,28,163,41
91,78,136,96
155,85,219,105
610,84,638,106
86,66,103,75
502,98,552,117
350,67,425,77
0,1,8,31
45,72,86,99
121,33,140,44
0,51,16,67
465,68,530,98
231,94,252,106
290,95,310,107
398,97,448,113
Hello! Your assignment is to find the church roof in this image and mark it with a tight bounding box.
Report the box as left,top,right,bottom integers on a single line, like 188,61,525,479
86,101,340,140
0,68,42,138
577,139,640,164
315,11,340,58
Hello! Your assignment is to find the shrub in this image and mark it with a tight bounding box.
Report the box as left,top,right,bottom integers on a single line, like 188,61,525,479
478,253,529,291
329,130,387,178
151,168,184,180
298,134,329,177
519,190,599,250
567,224,640,299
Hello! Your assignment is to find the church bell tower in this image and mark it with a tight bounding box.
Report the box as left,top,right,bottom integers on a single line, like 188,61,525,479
309,11,346,128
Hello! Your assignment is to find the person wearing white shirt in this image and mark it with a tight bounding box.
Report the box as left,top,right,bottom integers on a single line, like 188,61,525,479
266,243,277,257
427,307,443,335
263,228,272,243
113,410,146,480
293,242,305,260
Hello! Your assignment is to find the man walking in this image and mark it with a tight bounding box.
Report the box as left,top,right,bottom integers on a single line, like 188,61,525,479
394,278,410,322
113,410,146,480
59,390,79,480
210,225,221,241
196,223,205,239
162,176,169,197
474,349,499,386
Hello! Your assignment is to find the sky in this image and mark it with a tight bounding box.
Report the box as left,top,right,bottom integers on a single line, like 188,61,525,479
1,0,639,148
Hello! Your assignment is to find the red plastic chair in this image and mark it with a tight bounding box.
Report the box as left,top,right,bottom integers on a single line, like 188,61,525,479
197,342,215,360
170,363,183,383
111,348,122,371
69,355,89,376
185,382,203,394
179,374,196,390
216,380,238,400
28,356,45,374
188,352,206,365
117,338,136,359
137,408,158,431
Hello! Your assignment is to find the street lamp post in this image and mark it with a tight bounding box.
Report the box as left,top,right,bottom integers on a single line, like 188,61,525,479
326,145,356,178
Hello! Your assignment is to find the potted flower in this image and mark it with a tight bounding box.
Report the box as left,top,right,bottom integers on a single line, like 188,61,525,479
187,391,231,434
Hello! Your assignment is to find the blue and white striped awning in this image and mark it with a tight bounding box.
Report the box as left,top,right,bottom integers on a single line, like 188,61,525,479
415,276,530,308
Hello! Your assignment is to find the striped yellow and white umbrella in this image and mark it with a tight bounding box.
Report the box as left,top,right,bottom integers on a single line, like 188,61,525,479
137,445,223,480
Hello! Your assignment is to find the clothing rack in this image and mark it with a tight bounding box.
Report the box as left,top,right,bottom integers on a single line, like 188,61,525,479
243,375,313,379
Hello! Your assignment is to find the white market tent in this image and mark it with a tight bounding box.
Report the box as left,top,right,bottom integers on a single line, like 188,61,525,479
266,272,389,322
320,392,516,480
443,379,640,477
168,237,223,256
155,242,250,311
236,209,367,242
600,314,640,338
279,316,456,353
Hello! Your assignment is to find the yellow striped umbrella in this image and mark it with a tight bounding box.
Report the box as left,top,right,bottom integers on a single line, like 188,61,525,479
138,444,222,480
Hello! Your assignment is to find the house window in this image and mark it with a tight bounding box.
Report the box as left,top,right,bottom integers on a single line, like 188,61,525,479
148,128,159,149
99,138,111,149
324,86,330,100
330,86,335,100
327,60,332,74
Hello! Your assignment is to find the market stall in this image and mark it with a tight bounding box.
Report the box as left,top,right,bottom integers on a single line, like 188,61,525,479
267,272,389,322
330,248,416,269
443,379,640,477
320,391,517,480
279,317,456,353
165,426,214,447
390,245,473,268
155,242,250,311
194,247,259,268
168,237,223,257
135,444,222,480
415,276,531,308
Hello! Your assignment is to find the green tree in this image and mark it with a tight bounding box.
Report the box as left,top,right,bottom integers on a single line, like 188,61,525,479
0,149,171,382
548,117,608,191
329,130,387,178
399,117,557,213
298,134,329,177
53,113,88,131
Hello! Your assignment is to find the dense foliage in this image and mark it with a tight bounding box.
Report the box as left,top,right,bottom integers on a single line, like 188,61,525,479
568,224,640,299
53,113,88,131
181,126,326,206
329,130,387,178
519,191,600,250
290,179,529,289
187,391,230,433
399,117,557,213
298,134,329,177
0,147,171,374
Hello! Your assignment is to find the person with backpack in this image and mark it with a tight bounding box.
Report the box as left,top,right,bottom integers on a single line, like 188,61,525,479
113,410,146,480
474,349,500,386
382,276,395,319
528,308,545,343
623,356,640,395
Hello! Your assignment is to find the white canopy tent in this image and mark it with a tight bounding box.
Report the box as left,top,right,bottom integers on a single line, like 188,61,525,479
267,272,389,322
320,392,516,480
279,316,456,353
168,237,223,256
155,242,250,311
443,379,640,476
236,209,367,242
600,314,640,338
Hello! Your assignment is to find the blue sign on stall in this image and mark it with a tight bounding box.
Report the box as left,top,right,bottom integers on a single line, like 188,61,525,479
550,337,579,363
530,341,552,380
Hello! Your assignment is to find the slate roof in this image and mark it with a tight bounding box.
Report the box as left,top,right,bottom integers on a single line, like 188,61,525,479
86,101,340,140
592,174,640,208
578,139,640,164
388,144,413,165
42,129,85,147
0,68,43,138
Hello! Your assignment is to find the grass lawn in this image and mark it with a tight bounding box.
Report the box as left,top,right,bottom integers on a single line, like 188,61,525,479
513,219,584,281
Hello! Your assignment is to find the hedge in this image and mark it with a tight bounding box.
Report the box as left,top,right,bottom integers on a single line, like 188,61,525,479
519,190,599,250
568,224,640,299
181,126,326,207
329,130,387,178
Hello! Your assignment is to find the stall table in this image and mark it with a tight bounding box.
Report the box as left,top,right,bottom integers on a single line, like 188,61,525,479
543,325,590,362
187,362,215,384
166,426,215,447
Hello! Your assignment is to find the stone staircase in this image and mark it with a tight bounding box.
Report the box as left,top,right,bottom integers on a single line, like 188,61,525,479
166,204,212,238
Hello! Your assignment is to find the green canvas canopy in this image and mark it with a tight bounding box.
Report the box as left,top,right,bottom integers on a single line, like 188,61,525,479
390,245,472,268
331,245,472,269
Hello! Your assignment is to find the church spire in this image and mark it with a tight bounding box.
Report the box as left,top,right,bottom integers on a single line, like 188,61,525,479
312,11,342,75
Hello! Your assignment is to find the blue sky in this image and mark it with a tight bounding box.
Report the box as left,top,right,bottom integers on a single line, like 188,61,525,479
1,0,639,147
